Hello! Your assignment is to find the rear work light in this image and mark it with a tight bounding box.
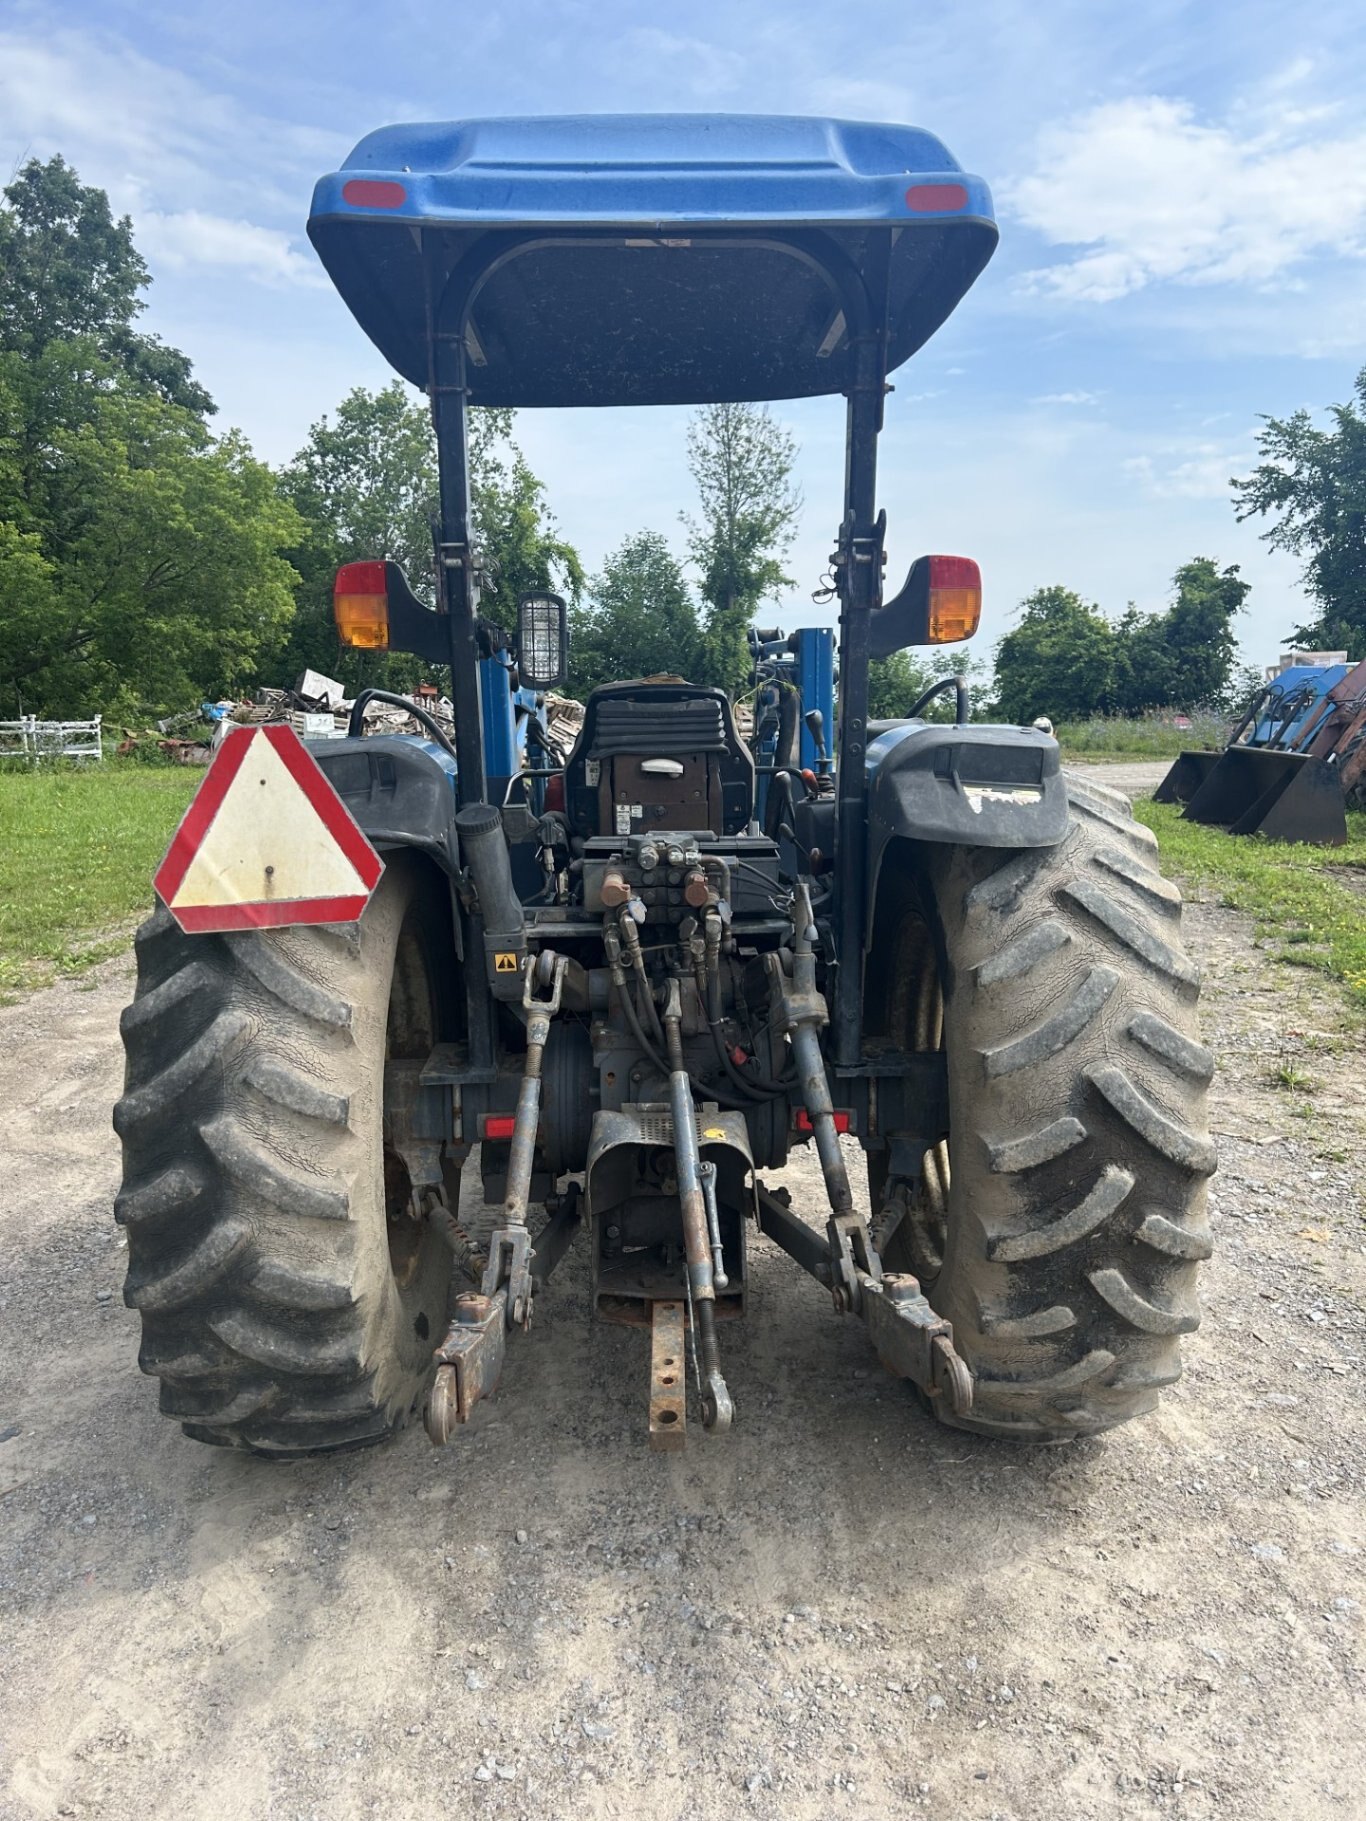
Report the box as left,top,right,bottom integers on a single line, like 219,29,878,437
517,591,569,689
334,561,389,650
793,1108,851,1133
925,555,982,644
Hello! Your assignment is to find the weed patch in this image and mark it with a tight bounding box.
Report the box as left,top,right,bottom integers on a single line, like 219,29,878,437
1057,711,1231,761
1137,801,1366,1012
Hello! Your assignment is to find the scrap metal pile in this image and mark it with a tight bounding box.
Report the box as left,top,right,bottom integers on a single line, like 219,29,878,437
119,667,586,767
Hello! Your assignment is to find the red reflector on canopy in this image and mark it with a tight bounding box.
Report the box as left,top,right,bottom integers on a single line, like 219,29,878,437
483,1115,517,1141
905,183,969,213
793,1108,851,1133
342,179,407,209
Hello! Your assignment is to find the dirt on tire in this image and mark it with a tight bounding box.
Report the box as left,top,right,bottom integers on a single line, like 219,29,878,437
2,814,1364,1817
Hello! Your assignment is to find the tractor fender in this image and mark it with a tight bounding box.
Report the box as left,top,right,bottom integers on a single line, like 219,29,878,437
864,720,1068,935
311,734,462,878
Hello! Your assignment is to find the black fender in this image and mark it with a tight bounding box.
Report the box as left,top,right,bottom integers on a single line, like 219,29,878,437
864,720,1068,937
310,735,462,877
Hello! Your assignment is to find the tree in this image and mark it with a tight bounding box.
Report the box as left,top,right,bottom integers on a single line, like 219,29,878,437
472,441,584,635
0,157,213,416
1112,558,1249,713
1231,366,1366,650
0,162,292,719
992,586,1118,724
684,403,800,693
571,532,701,696
1223,662,1265,715
0,372,299,718
278,383,443,692
867,647,990,720
279,384,582,691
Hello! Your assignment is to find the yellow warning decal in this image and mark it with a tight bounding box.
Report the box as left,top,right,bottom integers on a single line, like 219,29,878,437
702,1126,727,1140
494,951,519,973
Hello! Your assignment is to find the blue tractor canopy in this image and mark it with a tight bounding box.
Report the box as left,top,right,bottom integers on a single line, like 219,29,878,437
307,113,997,407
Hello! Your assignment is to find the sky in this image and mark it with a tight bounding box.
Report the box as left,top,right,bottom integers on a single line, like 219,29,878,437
4,0,1365,670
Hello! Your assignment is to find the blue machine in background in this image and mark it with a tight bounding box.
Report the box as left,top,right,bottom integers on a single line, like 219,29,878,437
1250,665,1350,748
478,649,552,805
748,626,836,829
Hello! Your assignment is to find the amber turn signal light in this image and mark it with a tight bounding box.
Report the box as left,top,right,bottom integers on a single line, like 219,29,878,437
333,560,390,650
925,556,982,644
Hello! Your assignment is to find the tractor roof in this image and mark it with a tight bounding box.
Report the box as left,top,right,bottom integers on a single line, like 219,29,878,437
307,114,997,408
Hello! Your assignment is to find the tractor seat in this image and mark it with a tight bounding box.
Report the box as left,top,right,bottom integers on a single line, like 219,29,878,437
561,679,755,838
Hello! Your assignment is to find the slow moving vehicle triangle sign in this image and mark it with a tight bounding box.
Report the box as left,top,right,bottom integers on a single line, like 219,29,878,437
154,724,384,933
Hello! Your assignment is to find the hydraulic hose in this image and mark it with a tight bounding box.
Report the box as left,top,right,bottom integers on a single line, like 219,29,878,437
704,964,791,1101
1228,684,1271,748
602,927,751,1111
617,906,666,1047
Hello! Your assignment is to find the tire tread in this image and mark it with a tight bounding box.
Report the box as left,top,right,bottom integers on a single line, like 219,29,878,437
911,774,1213,1438
116,871,452,1457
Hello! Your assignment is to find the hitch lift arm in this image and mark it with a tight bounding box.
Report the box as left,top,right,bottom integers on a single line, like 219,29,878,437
425,954,579,1445
764,885,973,1420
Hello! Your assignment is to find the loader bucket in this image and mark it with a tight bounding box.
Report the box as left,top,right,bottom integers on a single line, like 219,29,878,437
1153,749,1221,805
1182,746,1346,845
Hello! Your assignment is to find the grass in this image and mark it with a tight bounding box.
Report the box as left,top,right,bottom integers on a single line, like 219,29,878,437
1135,799,1366,1012
1,752,1364,1024
1056,710,1232,761
0,761,198,998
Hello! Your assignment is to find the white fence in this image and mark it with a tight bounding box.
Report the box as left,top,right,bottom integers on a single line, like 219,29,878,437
0,715,103,763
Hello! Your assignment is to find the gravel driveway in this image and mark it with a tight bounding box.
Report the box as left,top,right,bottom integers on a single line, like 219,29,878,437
2,782,1363,1821
1069,760,1177,797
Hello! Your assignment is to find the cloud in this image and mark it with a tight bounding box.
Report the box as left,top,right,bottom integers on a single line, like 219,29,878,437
0,26,340,255
1032,390,1099,406
617,28,746,96
807,76,917,121
1122,441,1253,501
1010,96,1366,301
135,210,326,289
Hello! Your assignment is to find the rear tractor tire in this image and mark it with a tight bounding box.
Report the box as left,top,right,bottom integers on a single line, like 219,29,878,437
114,855,459,1457
866,774,1214,1439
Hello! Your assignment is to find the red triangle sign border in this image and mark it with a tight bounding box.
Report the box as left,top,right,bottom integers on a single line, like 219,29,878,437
153,724,385,934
